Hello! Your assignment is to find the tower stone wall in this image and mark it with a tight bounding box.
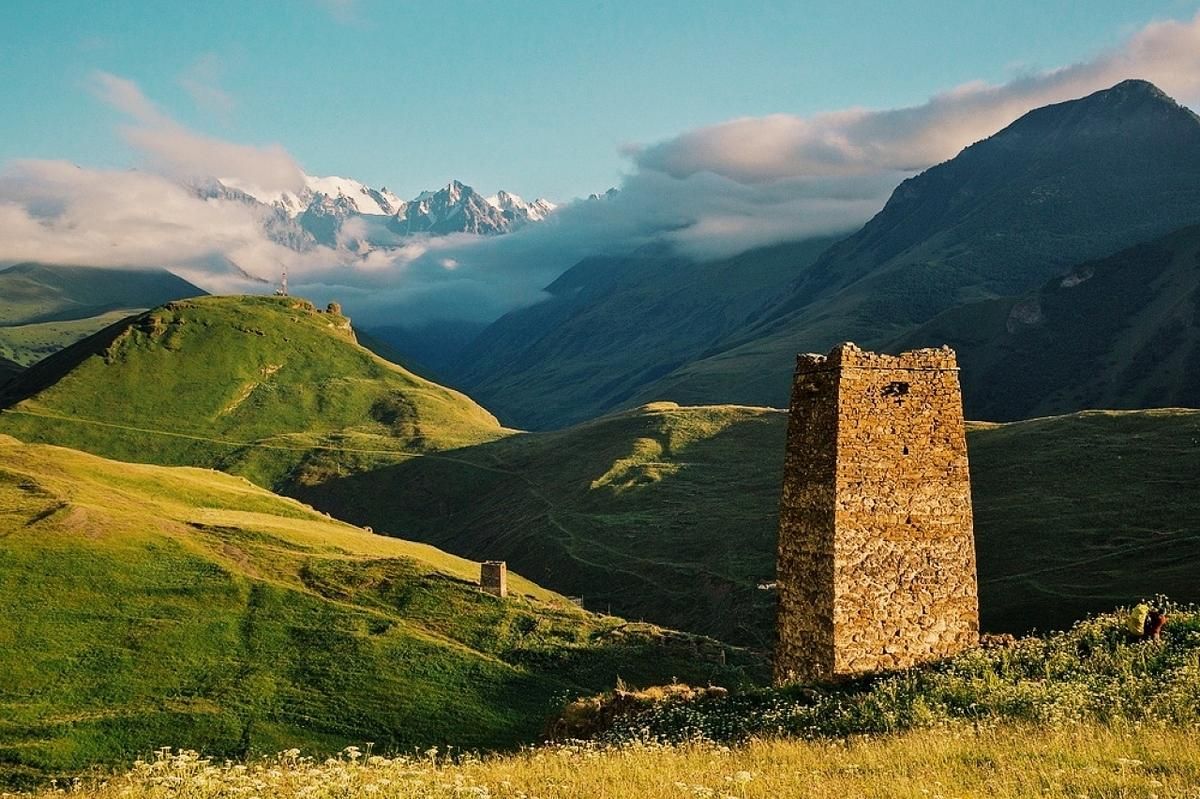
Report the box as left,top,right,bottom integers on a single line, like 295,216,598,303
481,561,508,597
775,343,979,684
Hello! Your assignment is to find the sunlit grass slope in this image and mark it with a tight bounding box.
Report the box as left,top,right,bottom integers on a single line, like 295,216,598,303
303,404,1200,647
0,435,755,786
0,296,507,489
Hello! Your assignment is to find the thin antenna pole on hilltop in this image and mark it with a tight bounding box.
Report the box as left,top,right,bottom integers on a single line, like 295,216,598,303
275,262,288,297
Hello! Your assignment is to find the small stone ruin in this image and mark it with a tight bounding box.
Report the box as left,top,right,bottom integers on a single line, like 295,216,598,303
775,343,979,683
480,560,508,598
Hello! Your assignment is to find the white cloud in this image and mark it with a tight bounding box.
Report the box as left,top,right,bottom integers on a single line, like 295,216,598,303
633,13,1200,183
90,70,304,196
179,53,236,118
5,13,1200,330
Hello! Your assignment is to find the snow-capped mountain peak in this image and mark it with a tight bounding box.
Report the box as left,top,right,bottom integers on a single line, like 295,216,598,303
205,173,556,253
487,190,558,222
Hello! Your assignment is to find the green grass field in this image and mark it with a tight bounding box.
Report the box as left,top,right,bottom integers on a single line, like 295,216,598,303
303,405,1200,647
0,296,507,489
0,435,757,787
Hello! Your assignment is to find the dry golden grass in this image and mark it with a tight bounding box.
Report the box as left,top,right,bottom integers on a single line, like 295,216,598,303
26,723,1200,799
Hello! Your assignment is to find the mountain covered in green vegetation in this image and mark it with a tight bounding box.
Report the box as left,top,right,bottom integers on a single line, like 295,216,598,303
301,404,1200,647
435,80,1200,429
0,263,204,326
0,435,754,786
0,295,506,489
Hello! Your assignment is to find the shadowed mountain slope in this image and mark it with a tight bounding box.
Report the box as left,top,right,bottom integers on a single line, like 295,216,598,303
0,435,752,785
629,80,1200,417
446,238,839,429
299,404,1200,647
893,222,1200,420
0,355,21,385
0,295,506,490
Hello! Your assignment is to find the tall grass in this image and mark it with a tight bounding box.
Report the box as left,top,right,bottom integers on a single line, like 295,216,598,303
22,724,1200,799
600,606,1200,745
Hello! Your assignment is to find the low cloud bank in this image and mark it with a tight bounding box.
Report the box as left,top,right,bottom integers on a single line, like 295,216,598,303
2,14,1199,326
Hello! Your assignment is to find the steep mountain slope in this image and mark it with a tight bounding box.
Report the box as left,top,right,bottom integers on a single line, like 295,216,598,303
0,435,750,784
633,80,1200,414
893,223,1200,420
0,263,204,326
449,237,840,429
0,295,506,489
301,404,1200,647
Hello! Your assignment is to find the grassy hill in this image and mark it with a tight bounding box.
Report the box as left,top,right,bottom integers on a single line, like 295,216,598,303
893,223,1200,420
0,435,756,786
300,404,1200,647
0,295,506,490
0,263,207,372
31,610,1200,798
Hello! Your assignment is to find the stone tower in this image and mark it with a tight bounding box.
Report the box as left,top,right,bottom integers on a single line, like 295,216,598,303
775,343,978,684
480,561,508,598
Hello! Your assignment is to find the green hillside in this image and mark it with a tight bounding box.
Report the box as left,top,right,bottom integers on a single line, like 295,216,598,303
301,404,1200,647
0,435,754,786
0,295,506,490
894,223,1200,421
0,309,141,367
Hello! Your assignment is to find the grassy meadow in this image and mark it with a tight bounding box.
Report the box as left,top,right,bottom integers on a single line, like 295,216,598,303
0,435,756,787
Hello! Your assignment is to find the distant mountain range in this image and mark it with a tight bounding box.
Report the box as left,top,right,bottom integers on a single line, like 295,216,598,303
437,79,1200,428
204,174,556,251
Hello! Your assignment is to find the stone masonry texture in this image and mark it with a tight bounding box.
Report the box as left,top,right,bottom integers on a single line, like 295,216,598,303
775,343,979,683
481,561,508,598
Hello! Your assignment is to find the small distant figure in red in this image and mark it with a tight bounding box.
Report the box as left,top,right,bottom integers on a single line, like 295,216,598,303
1144,608,1167,641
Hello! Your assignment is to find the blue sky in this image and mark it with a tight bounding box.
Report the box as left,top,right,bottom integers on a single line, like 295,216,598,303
2,0,1198,201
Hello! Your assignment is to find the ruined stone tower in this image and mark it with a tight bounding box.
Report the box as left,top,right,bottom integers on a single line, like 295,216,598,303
775,343,978,684
480,561,508,598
